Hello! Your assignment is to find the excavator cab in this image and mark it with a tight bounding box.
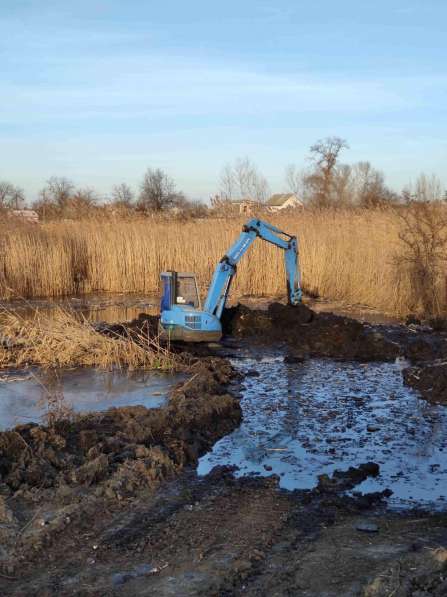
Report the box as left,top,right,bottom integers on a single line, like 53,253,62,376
160,271,200,311
159,271,222,342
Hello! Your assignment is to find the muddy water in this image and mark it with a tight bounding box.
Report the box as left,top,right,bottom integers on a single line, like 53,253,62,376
0,292,159,323
0,293,185,430
199,348,447,509
0,368,184,430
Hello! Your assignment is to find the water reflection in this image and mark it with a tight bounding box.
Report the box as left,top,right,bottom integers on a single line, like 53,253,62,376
0,292,159,323
199,353,447,508
0,368,183,430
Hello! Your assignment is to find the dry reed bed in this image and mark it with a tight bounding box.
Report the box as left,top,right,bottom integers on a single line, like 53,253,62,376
0,210,422,315
0,308,175,370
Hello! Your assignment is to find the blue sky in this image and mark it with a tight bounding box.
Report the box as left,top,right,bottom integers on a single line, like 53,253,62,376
1,0,446,202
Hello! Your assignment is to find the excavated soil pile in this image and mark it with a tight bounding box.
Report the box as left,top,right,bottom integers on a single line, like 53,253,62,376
101,305,447,365
403,361,447,404
222,302,400,361
0,358,240,500
99,313,160,339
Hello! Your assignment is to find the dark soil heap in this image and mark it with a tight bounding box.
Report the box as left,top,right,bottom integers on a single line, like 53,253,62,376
403,360,447,404
222,302,400,361
0,357,241,501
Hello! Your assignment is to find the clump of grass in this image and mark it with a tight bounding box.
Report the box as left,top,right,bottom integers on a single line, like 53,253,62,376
0,307,176,371
38,385,75,427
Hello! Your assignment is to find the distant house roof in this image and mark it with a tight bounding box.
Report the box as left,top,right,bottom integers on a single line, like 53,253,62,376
231,197,258,205
267,193,299,207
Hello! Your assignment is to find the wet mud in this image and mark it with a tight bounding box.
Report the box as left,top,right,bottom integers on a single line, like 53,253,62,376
403,361,447,405
1,461,446,596
0,357,239,495
0,357,241,585
223,302,447,363
223,303,400,361
1,302,447,595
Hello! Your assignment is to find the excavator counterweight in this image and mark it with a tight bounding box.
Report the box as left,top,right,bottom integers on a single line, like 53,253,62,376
159,218,301,342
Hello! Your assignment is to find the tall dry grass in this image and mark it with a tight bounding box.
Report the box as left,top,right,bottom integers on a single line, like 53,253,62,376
0,307,176,370
0,209,442,316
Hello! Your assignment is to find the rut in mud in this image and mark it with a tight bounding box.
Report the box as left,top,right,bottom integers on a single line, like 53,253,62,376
2,462,447,596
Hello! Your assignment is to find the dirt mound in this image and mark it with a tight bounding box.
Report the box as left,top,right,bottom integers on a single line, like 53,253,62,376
97,312,161,339
223,303,400,361
0,358,241,498
403,361,447,404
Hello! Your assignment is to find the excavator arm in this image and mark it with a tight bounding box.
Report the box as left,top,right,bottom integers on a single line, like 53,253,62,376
204,219,301,319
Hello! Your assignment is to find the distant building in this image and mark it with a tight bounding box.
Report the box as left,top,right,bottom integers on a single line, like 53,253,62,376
267,193,303,212
231,198,260,215
10,209,39,223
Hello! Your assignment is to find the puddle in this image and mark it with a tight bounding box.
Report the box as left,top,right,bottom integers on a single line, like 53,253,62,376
0,368,184,430
0,292,159,323
198,350,447,509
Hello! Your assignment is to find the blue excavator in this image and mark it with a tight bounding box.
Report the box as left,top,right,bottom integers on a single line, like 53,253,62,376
159,218,302,342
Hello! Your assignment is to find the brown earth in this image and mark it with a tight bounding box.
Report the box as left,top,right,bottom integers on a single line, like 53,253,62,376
223,303,422,362
403,361,447,404
1,460,447,596
104,303,447,365
2,304,447,595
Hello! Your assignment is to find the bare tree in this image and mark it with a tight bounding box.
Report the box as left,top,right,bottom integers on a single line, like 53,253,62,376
0,181,13,206
332,164,354,206
403,173,443,203
285,165,306,198
395,200,447,316
0,181,26,209
69,188,98,215
351,162,394,208
220,157,270,203
138,168,178,212
34,177,75,218
111,183,134,208
34,177,98,219
304,137,349,207
41,177,75,207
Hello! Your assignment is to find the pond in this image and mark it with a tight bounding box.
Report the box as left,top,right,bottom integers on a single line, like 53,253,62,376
199,348,447,509
0,292,159,323
0,368,184,430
